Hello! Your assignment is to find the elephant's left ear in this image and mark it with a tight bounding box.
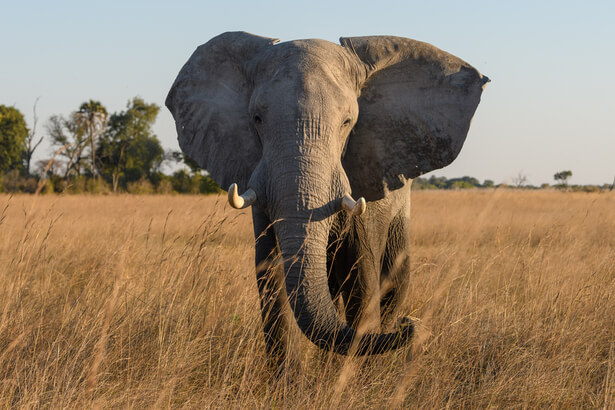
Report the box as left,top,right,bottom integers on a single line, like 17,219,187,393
340,36,489,200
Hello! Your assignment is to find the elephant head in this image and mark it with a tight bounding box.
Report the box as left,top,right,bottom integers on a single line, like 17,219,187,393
166,32,488,355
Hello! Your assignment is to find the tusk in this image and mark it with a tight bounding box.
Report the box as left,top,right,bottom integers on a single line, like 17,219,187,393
341,194,367,216
228,183,257,209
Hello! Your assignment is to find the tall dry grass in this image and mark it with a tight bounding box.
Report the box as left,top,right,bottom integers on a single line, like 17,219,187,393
0,190,613,408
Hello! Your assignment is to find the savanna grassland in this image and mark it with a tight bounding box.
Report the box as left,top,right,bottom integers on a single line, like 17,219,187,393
0,190,614,408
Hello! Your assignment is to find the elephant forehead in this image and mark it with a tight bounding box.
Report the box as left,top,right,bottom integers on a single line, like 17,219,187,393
249,39,362,85
270,39,343,63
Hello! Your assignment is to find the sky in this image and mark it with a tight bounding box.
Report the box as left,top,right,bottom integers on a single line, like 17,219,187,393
2,0,614,186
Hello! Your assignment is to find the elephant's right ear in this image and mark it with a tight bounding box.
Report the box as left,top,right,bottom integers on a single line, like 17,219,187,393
166,32,279,191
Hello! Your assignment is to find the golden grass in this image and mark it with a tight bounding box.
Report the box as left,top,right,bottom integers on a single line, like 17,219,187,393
0,190,613,408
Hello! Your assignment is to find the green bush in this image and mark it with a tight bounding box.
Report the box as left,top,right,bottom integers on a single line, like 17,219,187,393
64,176,88,194
47,175,65,193
40,179,55,194
449,180,476,190
200,174,222,194
156,178,175,195
86,178,111,194
171,170,198,194
127,177,154,194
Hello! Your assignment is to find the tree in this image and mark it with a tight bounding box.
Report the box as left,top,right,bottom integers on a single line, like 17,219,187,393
428,175,448,189
446,176,480,189
169,150,204,174
47,112,88,179
22,98,44,176
449,180,475,189
97,97,162,191
76,100,107,177
168,150,221,194
512,171,528,188
554,170,572,187
0,105,28,172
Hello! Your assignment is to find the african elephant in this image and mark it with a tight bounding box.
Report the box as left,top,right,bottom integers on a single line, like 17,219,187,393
166,32,488,360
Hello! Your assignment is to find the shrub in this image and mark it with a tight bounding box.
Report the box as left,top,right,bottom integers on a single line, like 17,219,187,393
127,177,154,194
86,178,112,194
200,174,222,194
1,170,38,193
48,175,65,193
449,180,476,190
581,185,601,193
171,170,199,194
64,176,88,194
156,178,175,195
40,179,55,194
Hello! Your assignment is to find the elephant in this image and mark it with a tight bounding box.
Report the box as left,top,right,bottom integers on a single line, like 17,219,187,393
166,32,488,361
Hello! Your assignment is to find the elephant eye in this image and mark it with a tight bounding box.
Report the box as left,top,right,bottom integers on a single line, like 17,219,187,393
342,118,352,127
253,114,262,125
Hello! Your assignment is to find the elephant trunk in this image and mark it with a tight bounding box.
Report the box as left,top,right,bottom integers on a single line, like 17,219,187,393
275,216,413,355
264,119,413,355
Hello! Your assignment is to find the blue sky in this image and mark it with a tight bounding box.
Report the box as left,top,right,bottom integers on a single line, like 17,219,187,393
2,0,614,185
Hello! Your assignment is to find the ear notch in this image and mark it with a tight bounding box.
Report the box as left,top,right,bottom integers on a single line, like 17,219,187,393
340,36,488,201
166,32,279,192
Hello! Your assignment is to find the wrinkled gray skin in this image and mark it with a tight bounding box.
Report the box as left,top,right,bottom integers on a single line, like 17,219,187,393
166,32,488,360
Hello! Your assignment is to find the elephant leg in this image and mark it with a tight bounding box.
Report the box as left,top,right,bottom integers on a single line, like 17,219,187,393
252,208,291,364
331,219,381,334
342,269,381,333
326,217,352,315
380,212,412,330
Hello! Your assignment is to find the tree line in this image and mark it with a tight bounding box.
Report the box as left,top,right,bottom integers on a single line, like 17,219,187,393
413,172,613,192
0,98,221,194
1,101,613,194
